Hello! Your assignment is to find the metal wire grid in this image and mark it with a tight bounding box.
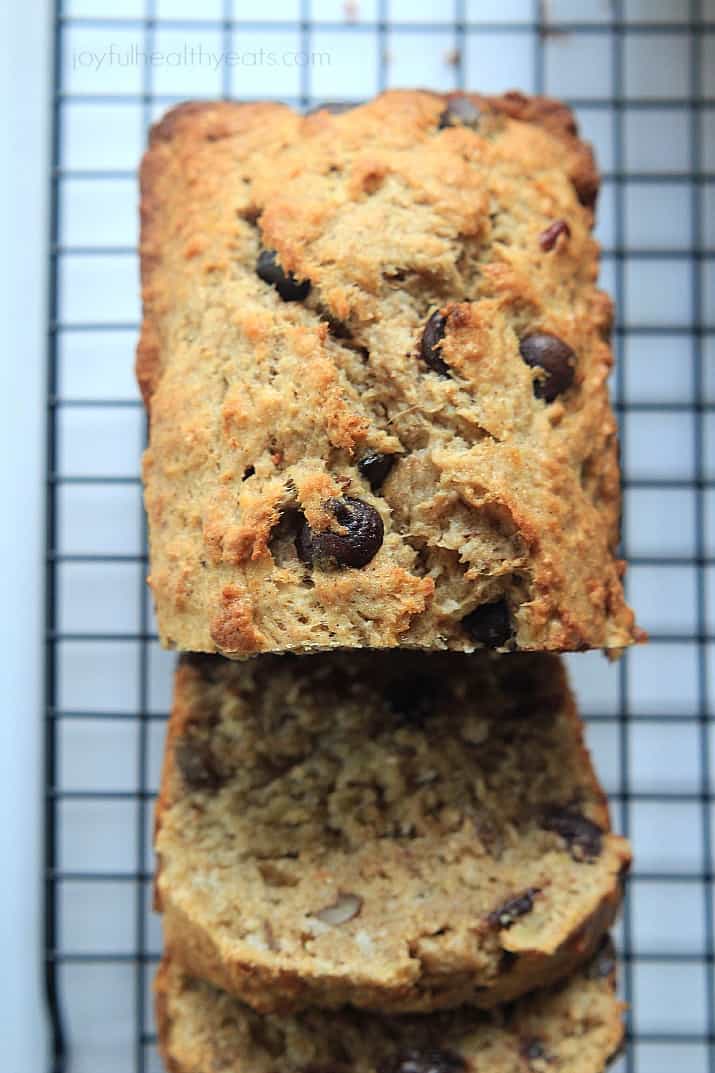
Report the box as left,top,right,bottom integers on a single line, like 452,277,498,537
44,1,714,1071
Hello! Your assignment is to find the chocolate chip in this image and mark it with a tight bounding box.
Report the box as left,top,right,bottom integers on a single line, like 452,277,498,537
462,599,512,648
174,738,222,792
380,1049,467,1073
242,465,255,481
519,332,575,403
586,936,617,980
488,888,540,929
438,95,481,130
256,248,311,301
542,809,604,860
420,311,450,376
358,451,396,492
539,219,571,252
296,497,384,569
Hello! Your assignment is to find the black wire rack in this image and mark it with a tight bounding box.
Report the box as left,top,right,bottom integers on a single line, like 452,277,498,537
44,1,714,1071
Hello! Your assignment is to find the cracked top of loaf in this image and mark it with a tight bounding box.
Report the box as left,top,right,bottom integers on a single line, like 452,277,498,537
138,89,641,656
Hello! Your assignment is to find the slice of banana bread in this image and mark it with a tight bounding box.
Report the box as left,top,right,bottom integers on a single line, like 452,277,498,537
156,942,624,1073
155,652,630,1014
138,90,640,657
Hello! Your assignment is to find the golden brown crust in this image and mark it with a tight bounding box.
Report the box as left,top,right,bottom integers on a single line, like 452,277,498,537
155,950,626,1073
138,91,597,411
456,90,599,208
138,89,641,656
153,959,182,1073
137,99,289,409
154,652,630,1015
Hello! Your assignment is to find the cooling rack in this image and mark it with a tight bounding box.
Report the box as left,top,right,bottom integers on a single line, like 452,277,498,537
44,1,714,1070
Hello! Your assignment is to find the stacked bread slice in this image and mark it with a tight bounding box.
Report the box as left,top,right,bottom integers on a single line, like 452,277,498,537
157,947,624,1073
138,91,638,1072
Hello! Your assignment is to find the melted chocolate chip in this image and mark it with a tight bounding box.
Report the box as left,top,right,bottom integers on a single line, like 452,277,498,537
438,96,481,130
380,1049,467,1073
462,599,512,648
256,248,311,301
519,333,575,403
488,888,540,929
358,451,396,492
539,219,571,252
420,311,450,376
174,738,222,792
296,497,384,568
542,809,604,860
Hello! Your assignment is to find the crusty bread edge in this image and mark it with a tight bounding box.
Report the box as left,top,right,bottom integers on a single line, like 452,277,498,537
155,947,627,1073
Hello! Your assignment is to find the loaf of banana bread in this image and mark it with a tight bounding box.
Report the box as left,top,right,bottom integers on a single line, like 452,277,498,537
138,90,639,656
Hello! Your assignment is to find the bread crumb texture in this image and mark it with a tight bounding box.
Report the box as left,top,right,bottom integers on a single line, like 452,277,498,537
138,90,641,656
156,942,625,1073
155,652,631,1013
